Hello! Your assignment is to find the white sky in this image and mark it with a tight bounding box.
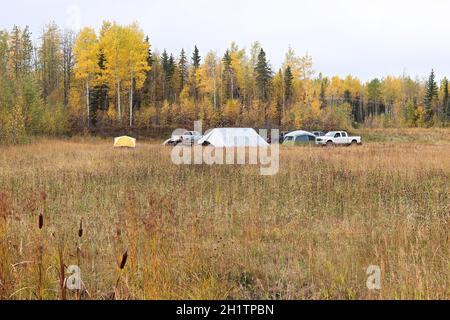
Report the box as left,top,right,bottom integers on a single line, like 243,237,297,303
2,0,449,81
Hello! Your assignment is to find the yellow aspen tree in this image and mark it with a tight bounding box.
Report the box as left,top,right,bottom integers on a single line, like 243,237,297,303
343,74,362,99
122,23,150,127
382,76,402,119
203,51,220,109
329,76,344,105
223,99,240,125
282,47,314,106
74,27,99,128
229,44,247,100
100,22,128,121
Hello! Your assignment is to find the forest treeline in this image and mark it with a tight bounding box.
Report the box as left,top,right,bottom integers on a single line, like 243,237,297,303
0,21,449,143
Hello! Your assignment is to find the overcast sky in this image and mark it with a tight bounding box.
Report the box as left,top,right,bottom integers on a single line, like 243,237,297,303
2,0,449,81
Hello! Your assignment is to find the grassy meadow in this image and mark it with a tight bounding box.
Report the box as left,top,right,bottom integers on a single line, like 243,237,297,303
0,128,449,300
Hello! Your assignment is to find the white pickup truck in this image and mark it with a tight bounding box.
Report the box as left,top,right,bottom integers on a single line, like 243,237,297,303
316,131,362,146
163,131,203,146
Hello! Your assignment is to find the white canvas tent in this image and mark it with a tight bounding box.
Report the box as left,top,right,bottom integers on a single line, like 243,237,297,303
284,130,315,138
198,128,269,147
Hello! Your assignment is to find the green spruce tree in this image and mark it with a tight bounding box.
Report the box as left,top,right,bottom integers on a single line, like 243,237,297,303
441,77,449,120
161,50,170,101
319,79,327,109
190,46,201,109
21,26,34,75
424,69,438,123
9,25,22,79
255,48,272,102
178,49,188,90
167,54,176,102
222,49,234,100
140,36,153,109
284,65,293,105
192,45,201,69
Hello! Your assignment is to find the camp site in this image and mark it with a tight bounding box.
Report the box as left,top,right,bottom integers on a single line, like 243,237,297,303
0,1,449,304
1,125,449,300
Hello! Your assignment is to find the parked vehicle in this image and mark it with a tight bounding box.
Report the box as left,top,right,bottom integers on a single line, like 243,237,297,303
282,130,317,146
163,130,203,146
312,131,326,137
180,131,203,145
316,131,362,146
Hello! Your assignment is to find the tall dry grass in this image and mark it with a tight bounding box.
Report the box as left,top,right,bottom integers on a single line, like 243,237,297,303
0,129,448,299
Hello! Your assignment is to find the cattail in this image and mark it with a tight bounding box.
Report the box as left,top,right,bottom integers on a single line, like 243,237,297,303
39,191,46,230
78,219,83,238
38,213,43,229
120,251,128,270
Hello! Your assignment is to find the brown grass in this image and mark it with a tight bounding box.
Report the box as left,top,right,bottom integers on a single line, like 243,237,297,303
0,129,449,300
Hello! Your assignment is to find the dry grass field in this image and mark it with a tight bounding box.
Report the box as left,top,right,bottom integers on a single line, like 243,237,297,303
0,129,449,300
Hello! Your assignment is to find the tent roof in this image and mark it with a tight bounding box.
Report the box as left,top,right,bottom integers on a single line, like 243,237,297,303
198,128,269,147
285,130,315,137
114,136,136,148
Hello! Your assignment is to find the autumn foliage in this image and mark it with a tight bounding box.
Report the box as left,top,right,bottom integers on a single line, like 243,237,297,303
0,22,449,144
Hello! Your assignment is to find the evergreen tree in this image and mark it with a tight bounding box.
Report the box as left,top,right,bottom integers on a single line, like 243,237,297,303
284,65,293,105
39,22,63,101
91,49,109,123
168,54,175,79
255,48,272,102
0,30,8,77
161,50,169,100
441,77,449,120
222,49,234,100
319,78,327,109
7,25,33,79
151,53,164,104
167,54,175,101
178,48,188,89
424,69,438,123
192,45,201,69
160,51,177,102
140,36,153,109
161,50,169,72
21,26,34,75
190,46,201,110
9,25,22,79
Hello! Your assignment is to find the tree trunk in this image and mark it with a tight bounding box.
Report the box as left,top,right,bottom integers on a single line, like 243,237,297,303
231,75,234,100
130,77,133,127
86,80,90,128
213,78,217,109
282,77,286,118
117,80,121,120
